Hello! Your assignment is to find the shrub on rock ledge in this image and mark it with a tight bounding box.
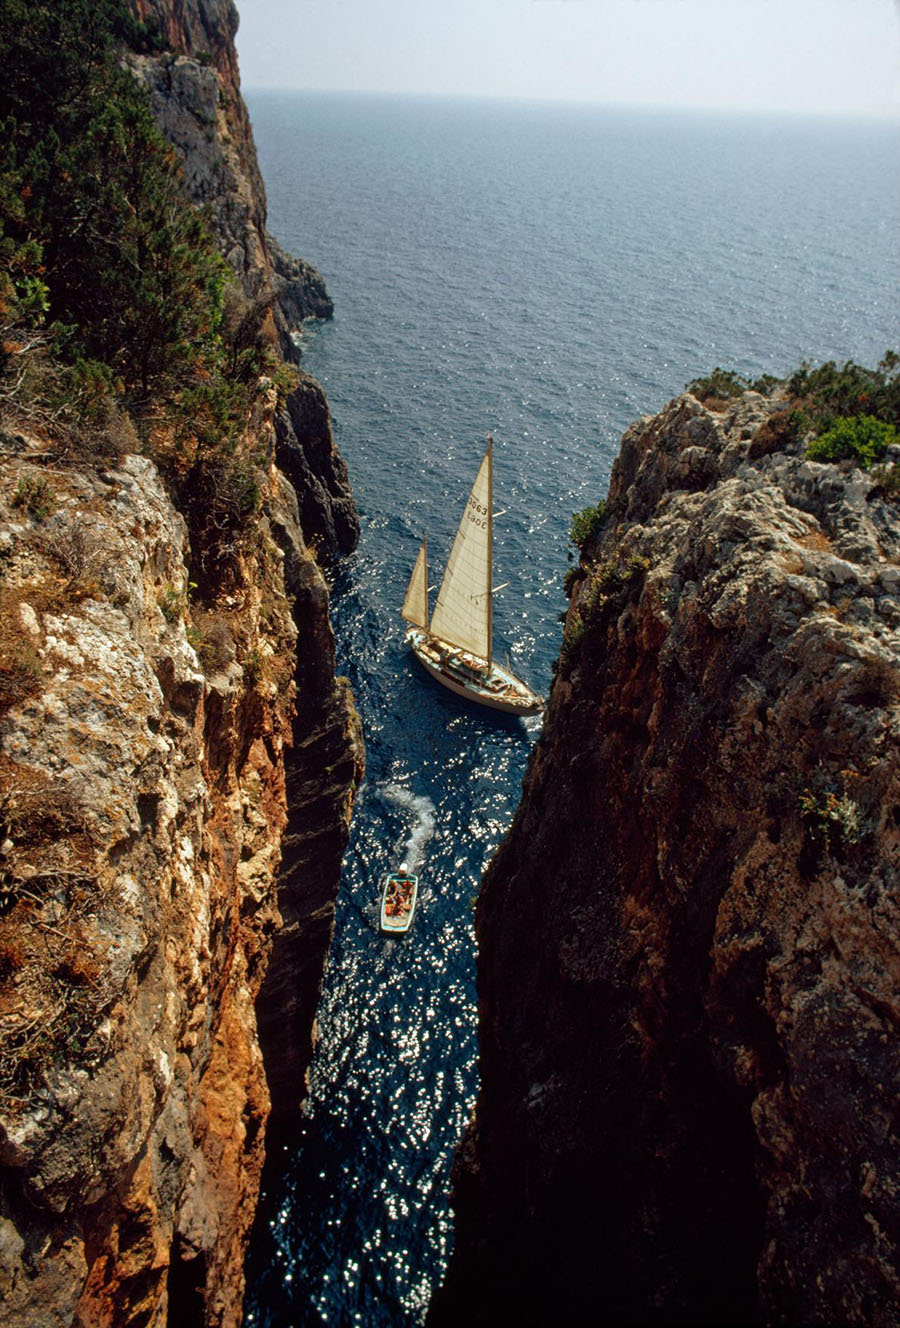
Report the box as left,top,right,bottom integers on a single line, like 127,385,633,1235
806,414,898,469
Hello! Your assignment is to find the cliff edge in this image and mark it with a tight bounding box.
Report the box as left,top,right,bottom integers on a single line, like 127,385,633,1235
0,1,363,1323
435,385,900,1325
129,0,357,559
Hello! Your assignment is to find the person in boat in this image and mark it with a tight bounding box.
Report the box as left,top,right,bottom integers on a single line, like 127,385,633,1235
394,876,410,908
385,865,412,918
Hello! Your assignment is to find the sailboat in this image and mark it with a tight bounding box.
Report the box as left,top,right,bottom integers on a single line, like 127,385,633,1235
401,436,543,716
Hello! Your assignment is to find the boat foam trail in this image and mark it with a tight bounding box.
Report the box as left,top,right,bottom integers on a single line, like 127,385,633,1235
381,782,436,873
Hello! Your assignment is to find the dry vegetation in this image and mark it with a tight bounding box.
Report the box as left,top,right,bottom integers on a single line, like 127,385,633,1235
0,767,122,1108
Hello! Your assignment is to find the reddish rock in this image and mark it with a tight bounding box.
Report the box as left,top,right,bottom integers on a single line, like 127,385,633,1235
434,390,900,1326
0,4,362,1324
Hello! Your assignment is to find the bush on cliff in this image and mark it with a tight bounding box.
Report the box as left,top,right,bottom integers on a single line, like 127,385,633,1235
789,352,900,430
687,354,899,430
686,355,900,476
687,367,748,403
0,0,225,396
871,461,900,501
0,0,280,583
806,414,898,469
569,500,607,551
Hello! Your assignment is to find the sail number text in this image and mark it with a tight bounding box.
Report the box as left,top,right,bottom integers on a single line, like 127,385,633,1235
466,496,488,529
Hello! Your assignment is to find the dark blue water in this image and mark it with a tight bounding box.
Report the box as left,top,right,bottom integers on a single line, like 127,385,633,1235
243,93,900,1326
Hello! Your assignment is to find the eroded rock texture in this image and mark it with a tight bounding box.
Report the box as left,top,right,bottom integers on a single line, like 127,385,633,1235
130,0,359,560
0,3,362,1324
0,436,276,1325
267,233,334,329
435,391,900,1326
0,420,360,1328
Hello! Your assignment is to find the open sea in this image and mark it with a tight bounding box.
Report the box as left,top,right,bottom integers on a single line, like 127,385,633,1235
241,92,899,1326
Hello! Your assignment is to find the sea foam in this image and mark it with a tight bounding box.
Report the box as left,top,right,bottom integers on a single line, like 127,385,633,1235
381,782,436,873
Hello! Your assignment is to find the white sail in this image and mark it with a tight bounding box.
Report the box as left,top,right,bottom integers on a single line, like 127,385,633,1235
402,539,430,629
430,441,493,662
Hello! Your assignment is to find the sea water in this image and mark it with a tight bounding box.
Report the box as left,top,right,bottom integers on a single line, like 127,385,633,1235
242,93,899,1326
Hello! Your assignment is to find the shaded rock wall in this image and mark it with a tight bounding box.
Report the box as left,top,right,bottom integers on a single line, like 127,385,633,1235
0,421,361,1328
257,476,364,1136
275,374,359,559
131,0,263,296
435,391,900,1326
268,233,334,330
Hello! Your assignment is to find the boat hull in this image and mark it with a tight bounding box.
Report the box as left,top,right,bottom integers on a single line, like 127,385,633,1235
380,871,419,934
406,629,542,716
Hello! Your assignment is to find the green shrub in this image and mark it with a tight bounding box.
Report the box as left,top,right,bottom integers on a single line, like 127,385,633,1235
0,0,283,593
158,585,184,623
175,374,248,454
244,647,263,687
568,554,649,643
569,500,607,551
806,415,898,469
183,450,262,591
789,353,900,429
560,611,585,666
684,354,900,439
584,554,649,613
0,0,225,395
563,566,582,597
687,368,748,402
268,357,301,406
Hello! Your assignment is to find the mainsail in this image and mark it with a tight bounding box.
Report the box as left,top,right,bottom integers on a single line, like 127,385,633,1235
429,440,493,662
402,539,430,629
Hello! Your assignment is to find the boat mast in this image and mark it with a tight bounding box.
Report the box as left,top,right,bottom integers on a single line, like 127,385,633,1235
423,536,430,632
486,433,494,667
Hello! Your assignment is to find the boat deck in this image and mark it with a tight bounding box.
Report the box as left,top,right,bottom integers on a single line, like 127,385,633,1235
406,628,542,715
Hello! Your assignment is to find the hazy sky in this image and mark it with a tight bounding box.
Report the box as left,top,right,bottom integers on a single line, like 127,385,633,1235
234,0,900,117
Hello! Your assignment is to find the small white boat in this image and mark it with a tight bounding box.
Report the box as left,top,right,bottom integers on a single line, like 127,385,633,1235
380,867,419,934
401,436,543,716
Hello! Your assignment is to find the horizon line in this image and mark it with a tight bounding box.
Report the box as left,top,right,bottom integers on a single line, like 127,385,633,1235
240,84,900,124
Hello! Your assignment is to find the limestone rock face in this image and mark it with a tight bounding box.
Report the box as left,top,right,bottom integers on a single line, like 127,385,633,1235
267,233,334,329
435,391,900,1326
0,440,275,1326
0,413,361,1327
0,3,363,1324
129,0,359,560
131,49,269,302
254,473,365,1134
131,0,265,304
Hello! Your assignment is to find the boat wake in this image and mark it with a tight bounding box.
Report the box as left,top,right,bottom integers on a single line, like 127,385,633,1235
381,782,436,873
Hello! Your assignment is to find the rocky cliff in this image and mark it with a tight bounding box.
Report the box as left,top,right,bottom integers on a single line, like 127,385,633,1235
129,0,357,561
0,3,362,1324
434,389,900,1325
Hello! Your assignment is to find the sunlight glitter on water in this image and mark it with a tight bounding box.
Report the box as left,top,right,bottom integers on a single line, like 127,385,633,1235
244,93,898,1327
